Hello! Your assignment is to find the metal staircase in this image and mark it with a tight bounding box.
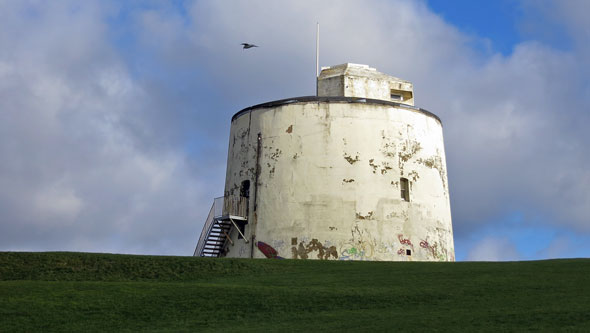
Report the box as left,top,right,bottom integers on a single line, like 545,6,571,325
194,196,248,257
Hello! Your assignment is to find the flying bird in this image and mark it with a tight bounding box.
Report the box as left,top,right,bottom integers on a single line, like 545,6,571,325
241,43,258,49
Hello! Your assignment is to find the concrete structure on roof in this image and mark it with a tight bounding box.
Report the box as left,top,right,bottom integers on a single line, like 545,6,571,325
195,63,454,261
318,63,414,105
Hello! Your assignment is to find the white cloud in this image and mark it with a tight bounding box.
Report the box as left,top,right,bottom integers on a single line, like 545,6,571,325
537,236,572,259
0,1,208,255
33,180,84,225
467,237,520,261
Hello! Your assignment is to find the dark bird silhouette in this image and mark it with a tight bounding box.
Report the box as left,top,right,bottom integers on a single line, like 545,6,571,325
241,43,258,49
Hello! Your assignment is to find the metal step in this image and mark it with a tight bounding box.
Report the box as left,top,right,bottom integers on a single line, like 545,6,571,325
196,201,250,257
205,241,226,245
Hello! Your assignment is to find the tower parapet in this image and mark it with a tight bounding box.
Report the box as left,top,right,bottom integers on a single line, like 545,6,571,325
318,63,414,105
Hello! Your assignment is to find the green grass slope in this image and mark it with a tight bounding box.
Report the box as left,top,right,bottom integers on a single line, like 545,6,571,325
1,252,589,332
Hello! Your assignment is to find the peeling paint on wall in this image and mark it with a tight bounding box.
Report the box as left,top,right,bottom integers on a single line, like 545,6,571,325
343,152,360,164
368,159,378,173
398,140,422,175
398,141,422,162
356,211,374,220
380,133,397,158
416,153,447,190
380,162,392,175
292,238,338,260
408,170,420,182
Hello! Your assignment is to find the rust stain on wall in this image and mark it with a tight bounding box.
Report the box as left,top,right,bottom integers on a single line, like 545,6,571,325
292,238,338,260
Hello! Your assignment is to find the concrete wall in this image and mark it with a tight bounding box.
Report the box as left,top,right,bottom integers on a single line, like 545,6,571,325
223,100,454,261
317,76,343,97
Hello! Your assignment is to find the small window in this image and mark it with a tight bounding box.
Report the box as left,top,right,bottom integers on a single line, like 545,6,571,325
406,249,412,256
400,177,410,202
390,89,413,103
240,180,250,198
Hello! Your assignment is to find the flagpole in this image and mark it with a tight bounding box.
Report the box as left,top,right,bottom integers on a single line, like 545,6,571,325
316,22,319,96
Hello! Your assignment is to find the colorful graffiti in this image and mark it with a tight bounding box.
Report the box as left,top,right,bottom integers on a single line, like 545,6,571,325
256,241,283,259
398,234,413,247
419,239,448,261
339,225,377,260
340,246,368,260
419,240,435,257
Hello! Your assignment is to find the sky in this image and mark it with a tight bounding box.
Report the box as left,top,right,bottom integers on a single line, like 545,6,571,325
1,0,589,261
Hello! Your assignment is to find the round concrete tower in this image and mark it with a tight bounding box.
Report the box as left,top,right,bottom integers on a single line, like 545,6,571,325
209,63,454,261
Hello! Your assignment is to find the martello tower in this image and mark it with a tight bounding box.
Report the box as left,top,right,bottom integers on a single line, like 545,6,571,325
195,63,454,261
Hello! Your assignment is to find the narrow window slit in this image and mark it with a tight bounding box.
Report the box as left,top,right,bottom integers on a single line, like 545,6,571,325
400,177,410,202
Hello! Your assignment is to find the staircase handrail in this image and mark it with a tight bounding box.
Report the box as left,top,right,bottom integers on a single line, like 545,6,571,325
194,195,249,257
194,203,215,256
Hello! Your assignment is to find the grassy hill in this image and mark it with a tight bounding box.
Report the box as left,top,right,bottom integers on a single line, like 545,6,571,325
1,252,589,331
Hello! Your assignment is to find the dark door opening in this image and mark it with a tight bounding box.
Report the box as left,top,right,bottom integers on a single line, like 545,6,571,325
240,180,250,198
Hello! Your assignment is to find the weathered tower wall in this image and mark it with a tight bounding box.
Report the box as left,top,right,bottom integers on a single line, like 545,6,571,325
223,97,454,261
